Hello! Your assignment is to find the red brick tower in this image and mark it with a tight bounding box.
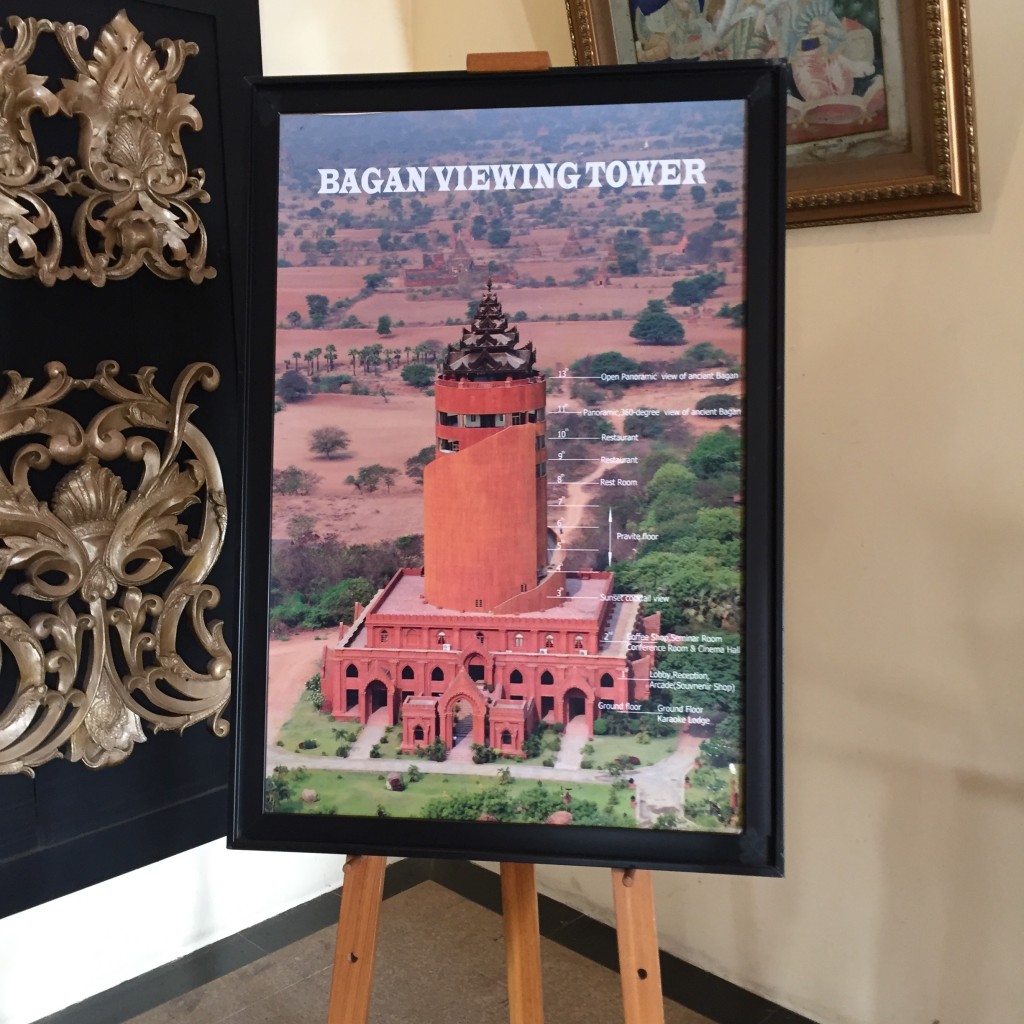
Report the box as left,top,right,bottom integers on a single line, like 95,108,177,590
423,282,550,612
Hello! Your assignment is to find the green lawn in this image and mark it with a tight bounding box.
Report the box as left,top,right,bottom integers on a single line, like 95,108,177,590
274,696,362,756
270,768,637,826
585,731,679,769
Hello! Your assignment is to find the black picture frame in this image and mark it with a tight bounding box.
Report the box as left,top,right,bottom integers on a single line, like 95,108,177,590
232,62,785,875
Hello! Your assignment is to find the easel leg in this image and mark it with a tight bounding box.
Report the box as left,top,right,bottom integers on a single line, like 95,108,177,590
612,868,665,1024
326,855,387,1024
501,861,545,1024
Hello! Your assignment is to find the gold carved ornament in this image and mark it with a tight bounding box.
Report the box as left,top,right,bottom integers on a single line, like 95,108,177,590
0,362,230,776
0,17,73,285
51,11,216,284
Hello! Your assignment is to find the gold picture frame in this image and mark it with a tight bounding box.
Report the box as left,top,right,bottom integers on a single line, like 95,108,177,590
565,0,979,226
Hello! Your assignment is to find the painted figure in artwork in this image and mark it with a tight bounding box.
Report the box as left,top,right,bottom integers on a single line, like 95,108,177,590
629,0,888,145
633,0,716,61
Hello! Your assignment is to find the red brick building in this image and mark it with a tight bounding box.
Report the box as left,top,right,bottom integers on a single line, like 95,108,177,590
321,284,657,755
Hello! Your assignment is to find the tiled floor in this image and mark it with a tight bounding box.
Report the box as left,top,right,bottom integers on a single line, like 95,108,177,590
122,881,713,1024
40,861,817,1024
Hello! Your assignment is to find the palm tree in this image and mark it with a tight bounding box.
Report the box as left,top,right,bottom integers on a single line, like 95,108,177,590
349,348,359,373
404,345,413,365
311,346,323,372
292,350,301,369
304,350,315,374
325,343,337,370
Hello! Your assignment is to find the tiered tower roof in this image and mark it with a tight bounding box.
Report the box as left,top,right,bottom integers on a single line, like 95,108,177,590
442,280,536,381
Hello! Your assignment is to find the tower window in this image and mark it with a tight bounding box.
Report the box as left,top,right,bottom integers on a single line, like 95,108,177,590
464,414,481,427
535,435,546,450
431,667,445,682
474,599,483,608
510,670,523,685
475,631,485,643
544,634,555,648
380,629,389,643
500,730,512,745
401,665,415,680
600,673,615,689
414,725,425,741
514,633,524,648
439,438,460,453
536,463,546,477
511,412,526,425
574,634,584,649
438,411,459,426
345,664,359,678
541,670,554,686
436,631,446,645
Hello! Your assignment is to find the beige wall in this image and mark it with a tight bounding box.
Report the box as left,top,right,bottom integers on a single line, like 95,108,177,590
261,5,1024,1022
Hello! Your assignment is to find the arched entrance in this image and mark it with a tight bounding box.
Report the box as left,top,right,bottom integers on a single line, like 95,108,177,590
364,680,388,720
439,686,487,750
451,698,475,749
563,687,590,725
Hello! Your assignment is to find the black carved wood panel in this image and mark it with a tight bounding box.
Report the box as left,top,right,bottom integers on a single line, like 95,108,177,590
0,0,261,917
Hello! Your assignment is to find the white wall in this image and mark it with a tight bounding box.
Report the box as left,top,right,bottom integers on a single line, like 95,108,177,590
0,841,345,1024
5,4,1021,1024
399,4,1024,1023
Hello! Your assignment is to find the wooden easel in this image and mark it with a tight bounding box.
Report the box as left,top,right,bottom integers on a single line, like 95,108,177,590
325,856,665,1024
325,51,665,1024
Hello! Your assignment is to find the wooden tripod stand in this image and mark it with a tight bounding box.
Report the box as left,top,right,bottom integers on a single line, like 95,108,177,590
325,856,665,1024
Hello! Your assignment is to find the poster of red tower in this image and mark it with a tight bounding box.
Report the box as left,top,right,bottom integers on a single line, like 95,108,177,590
236,65,784,872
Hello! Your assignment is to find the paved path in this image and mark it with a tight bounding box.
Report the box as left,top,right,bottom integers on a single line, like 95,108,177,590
266,745,613,785
553,716,589,770
630,731,704,826
348,707,389,758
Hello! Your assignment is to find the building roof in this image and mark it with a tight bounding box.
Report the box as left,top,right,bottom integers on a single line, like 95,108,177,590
441,279,537,381
371,570,613,622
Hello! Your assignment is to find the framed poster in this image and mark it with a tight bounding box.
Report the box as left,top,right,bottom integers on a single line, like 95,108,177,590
566,0,980,226
232,62,784,874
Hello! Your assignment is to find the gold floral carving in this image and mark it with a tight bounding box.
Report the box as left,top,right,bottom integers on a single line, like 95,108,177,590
52,11,215,285
0,16,74,285
0,362,230,776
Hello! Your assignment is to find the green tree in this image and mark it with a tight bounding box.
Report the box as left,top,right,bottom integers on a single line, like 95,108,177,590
669,270,725,308
401,363,435,389
487,225,511,247
272,466,321,495
309,426,351,460
276,369,311,403
376,314,393,336
405,445,436,484
629,300,685,345
345,464,399,494
306,293,329,327
685,429,741,479
610,228,649,276
286,310,301,327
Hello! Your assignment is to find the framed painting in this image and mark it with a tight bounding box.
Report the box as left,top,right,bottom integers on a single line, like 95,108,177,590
232,62,784,874
566,0,980,226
